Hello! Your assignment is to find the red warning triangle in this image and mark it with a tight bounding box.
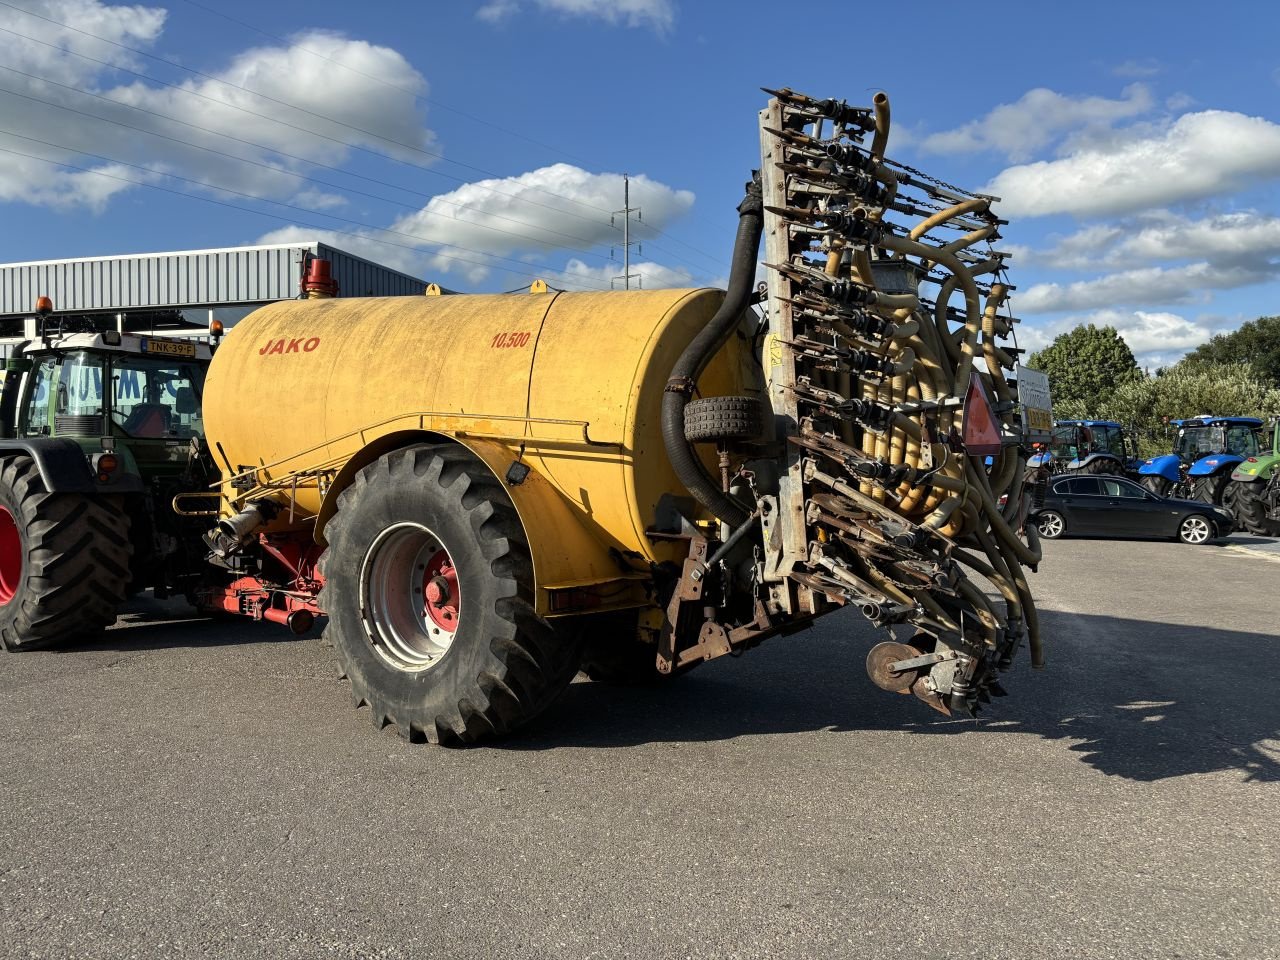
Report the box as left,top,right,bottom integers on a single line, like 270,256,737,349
962,373,1003,456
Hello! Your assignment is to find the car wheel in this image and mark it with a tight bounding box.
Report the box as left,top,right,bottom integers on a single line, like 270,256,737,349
1036,510,1065,539
1177,515,1213,545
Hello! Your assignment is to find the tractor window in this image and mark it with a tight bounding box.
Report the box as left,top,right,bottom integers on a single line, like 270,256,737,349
110,355,206,439
19,356,57,437
61,352,105,417
1176,427,1214,459
1224,426,1258,458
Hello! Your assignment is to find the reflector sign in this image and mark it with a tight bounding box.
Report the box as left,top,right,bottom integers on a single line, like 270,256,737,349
962,374,1002,456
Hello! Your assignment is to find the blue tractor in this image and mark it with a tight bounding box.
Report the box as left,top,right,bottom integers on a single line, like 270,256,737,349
1137,415,1263,504
1027,420,1136,476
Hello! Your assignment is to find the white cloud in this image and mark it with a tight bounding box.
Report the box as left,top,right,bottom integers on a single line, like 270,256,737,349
392,163,695,281
920,85,1153,162
0,8,434,211
254,226,425,277
1113,59,1162,78
0,0,165,85
548,257,693,291
1026,211,1280,276
1018,262,1274,313
1020,309,1233,367
477,0,675,30
987,110,1280,218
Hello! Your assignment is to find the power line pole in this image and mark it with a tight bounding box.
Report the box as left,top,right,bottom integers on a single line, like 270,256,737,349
611,174,642,289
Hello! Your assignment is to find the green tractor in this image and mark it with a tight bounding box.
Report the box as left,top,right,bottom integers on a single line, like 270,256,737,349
1224,417,1280,536
0,302,217,650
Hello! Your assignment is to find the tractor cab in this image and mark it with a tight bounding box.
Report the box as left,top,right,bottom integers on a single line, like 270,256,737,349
9,332,211,482
1030,419,1133,475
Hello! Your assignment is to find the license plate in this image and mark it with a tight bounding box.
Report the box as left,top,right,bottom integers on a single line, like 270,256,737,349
141,338,198,358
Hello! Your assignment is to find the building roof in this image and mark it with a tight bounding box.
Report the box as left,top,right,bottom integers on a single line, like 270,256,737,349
0,241,425,318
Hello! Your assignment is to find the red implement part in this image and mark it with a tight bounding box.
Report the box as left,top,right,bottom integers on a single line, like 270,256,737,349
301,257,339,298
0,506,21,605
422,548,459,633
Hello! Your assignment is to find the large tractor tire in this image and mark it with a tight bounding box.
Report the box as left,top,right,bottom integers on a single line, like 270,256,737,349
1223,480,1280,536
1140,475,1171,497
0,455,132,651
1191,473,1229,506
1073,457,1117,476
319,444,584,744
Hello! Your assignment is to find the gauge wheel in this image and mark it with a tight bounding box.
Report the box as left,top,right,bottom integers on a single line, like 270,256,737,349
1177,514,1214,545
683,396,764,443
1036,510,1065,539
319,443,584,743
1140,475,1171,497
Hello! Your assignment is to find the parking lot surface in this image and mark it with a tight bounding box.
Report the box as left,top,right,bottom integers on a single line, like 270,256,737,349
2,536,1277,959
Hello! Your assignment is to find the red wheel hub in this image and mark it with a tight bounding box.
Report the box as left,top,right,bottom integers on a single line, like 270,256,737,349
0,506,20,606
422,549,459,633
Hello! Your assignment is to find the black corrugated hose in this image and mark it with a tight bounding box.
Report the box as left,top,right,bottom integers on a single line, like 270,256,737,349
661,173,763,528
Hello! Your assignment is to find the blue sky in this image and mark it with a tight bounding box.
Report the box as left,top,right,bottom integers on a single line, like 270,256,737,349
1,0,1277,367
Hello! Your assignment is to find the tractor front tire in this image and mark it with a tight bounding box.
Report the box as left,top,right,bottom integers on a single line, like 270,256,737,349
0,455,132,651
319,444,584,744
1223,480,1280,536
1191,474,1229,506
1140,475,1171,497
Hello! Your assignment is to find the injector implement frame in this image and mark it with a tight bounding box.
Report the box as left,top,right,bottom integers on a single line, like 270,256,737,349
26,87,1048,744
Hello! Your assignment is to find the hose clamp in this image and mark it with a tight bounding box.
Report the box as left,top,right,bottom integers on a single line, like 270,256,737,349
664,376,697,397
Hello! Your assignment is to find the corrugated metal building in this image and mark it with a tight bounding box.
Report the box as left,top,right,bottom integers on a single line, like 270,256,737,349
0,241,425,352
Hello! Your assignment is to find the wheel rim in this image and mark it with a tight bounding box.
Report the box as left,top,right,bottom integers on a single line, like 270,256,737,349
0,506,19,605
359,522,461,672
1039,513,1064,538
1181,516,1210,543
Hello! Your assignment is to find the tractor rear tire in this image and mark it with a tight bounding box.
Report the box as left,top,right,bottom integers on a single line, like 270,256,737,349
1141,475,1171,497
0,455,132,651
1224,480,1280,536
684,397,764,443
1191,474,1228,506
319,444,584,744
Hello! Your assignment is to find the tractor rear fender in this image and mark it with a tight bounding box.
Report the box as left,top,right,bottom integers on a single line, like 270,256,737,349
1137,454,1181,483
1188,454,1242,477
0,438,144,494
312,432,641,617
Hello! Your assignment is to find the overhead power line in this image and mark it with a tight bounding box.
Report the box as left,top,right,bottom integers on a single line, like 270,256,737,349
0,1,628,221
0,126,615,290
0,21,720,277
0,73,615,263
169,0,729,270
175,0,597,168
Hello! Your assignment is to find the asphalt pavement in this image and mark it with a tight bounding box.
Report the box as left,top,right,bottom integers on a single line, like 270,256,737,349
1,535,1277,959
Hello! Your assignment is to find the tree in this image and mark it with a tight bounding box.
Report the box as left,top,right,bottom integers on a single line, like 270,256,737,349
1184,316,1280,386
1099,361,1280,457
1027,324,1141,416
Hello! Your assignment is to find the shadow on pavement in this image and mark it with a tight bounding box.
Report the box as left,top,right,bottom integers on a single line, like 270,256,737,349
507,610,1279,784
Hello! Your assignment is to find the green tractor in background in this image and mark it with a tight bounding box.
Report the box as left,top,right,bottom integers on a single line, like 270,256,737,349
1225,417,1280,536
0,300,218,650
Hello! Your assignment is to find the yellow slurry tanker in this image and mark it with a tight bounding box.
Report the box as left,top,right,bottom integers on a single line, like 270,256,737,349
9,88,1054,742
